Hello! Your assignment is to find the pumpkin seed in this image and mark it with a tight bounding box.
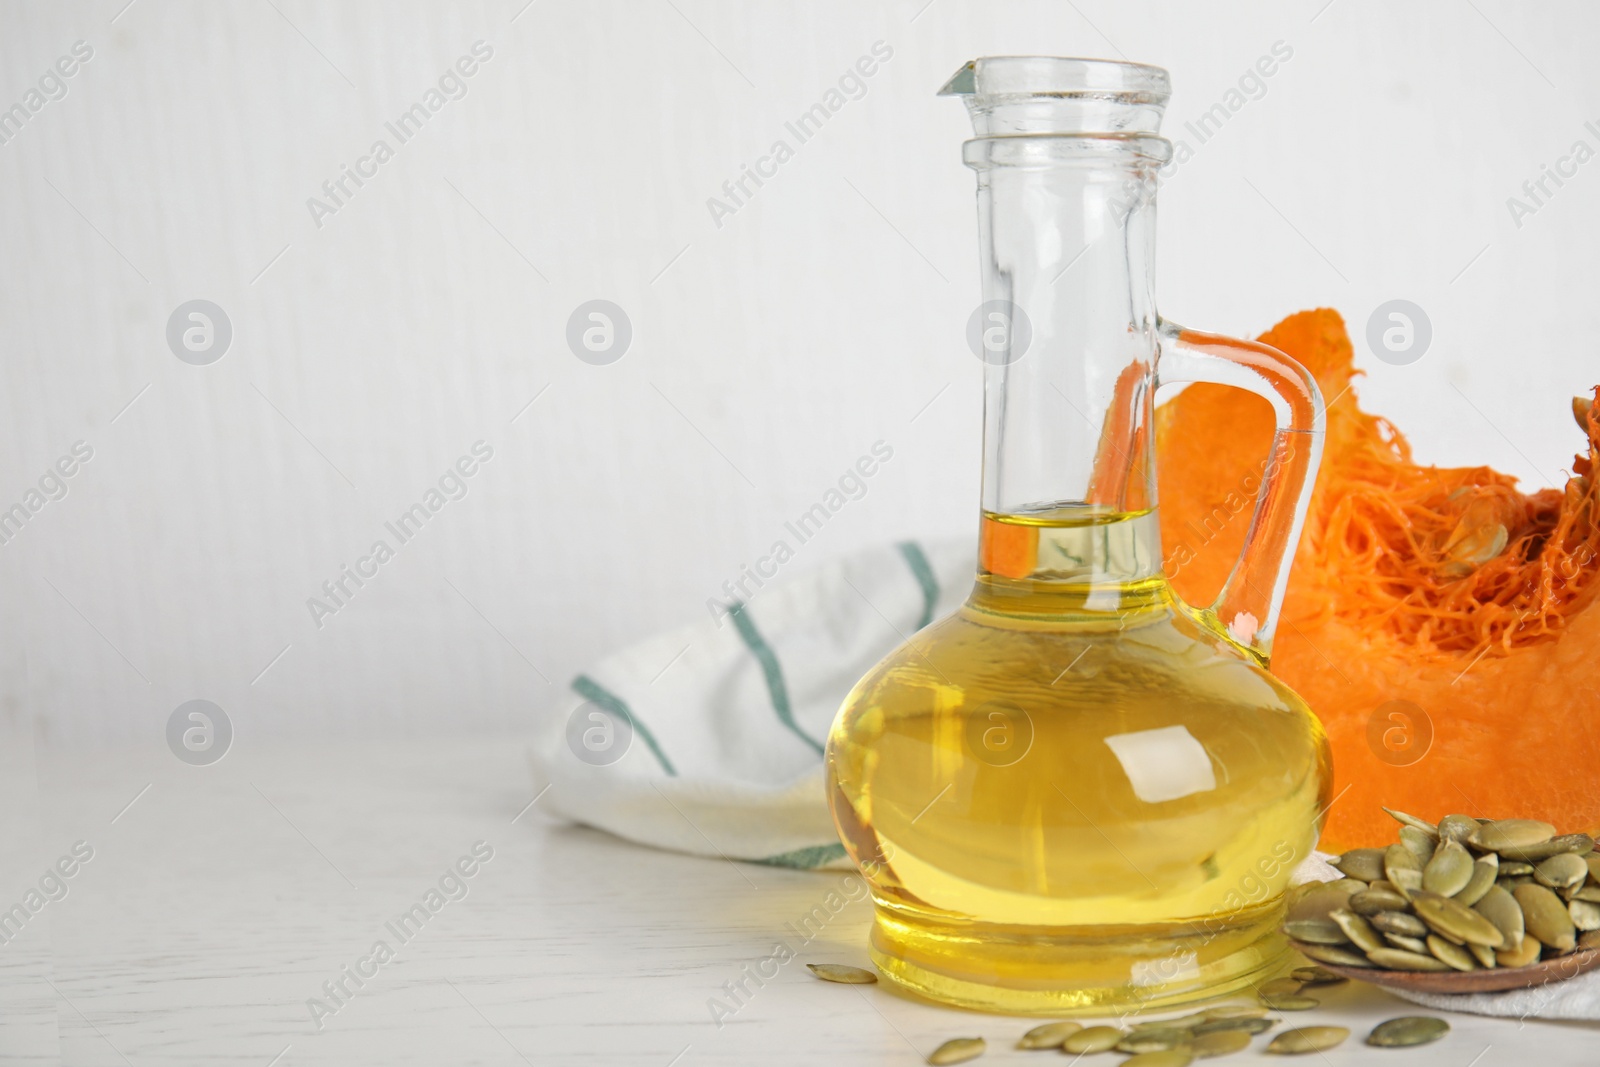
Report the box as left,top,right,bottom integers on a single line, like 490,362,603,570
1349,886,1411,915
1571,900,1600,932
1384,807,1438,837
1474,885,1525,944
1516,883,1577,951
1118,1030,1190,1054
1468,941,1498,968
1536,852,1590,892
1366,1016,1449,1048
1499,861,1535,876
1412,890,1507,947
1453,855,1499,906
1331,848,1387,882
1470,819,1556,852
1017,1021,1080,1049
1122,1052,1194,1067
1266,1026,1349,1054
1256,977,1303,997
1495,933,1542,967
1427,934,1479,971
1389,868,1424,897
1423,841,1474,896
1259,994,1318,1011
928,1037,985,1065
1289,966,1346,986
1366,947,1453,971
1190,1030,1251,1058
1369,910,1428,938
806,963,876,984
1281,918,1347,945
1285,884,1354,924
1200,1005,1268,1020
1399,826,1436,868
1063,1027,1124,1054
1329,910,1384,954
1290,941,1373,967
1384,933,1429,954
1497,834,1596,863
1498,876,1534,891
1586,853,1600,882
1579,929,1600,950
1384,842,1420,874
1438,814,1480,845
1571,885,1600,903
1192,1017,1275,1036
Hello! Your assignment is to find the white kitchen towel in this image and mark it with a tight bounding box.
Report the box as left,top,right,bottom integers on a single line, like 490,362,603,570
526,538,1600,1019
527,539,971,869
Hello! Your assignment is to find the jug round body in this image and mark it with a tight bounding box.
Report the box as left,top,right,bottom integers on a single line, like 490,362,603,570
825,531,1331,1013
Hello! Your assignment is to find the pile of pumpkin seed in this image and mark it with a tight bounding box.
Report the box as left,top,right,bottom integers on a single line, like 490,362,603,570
809,963,1449,1062
1288,809,1600,972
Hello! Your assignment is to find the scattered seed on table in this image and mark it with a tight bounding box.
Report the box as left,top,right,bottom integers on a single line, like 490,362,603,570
1367,1016,1449,1048
1257,977,1303,997
1063,1026,1124,1053
1259,993,1319,1011
805,963,876,984
1200,1005,1267,1020
927,1036,984,1065
1016,1020,1079,1049
1266,1026,1350,1054
1192,1017,1275,1037
1191,1029,1252,1058
1122,1051,1195,1067
1289,966,1346,986
1116,1029,1190,1053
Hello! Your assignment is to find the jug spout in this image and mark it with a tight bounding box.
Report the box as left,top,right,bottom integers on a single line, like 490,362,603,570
938,56,1170,137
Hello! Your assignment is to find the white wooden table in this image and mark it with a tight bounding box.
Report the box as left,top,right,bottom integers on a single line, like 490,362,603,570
2,734,1589,1065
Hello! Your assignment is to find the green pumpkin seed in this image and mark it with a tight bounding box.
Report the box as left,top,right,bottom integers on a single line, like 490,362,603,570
1256,977,1303,997
1285,884,1355,924
1468,941,1498,968
1369,910,1428,938
1281,918,1347,945
1349,886,1410,915
1366,1016,1449,1048
1366,947,1453,971
927,1037,985,1065
1289,966,1346,986
1384,933,1429,954
1496,933,1543,967
1499,861,1535,876
1331,848,1387,882
1190,1030,1251,1058
1384,807,1439,837
1579,929,1600,950
1259,994,1319,1011
1063,1027,1124,1054
1474,885,1525,944
1192,1017,1275,1036
1453,855,1499,906
1571,885,1600,903
1586,853,1600,882
1469,819,1556,852
1535,852,1590,891
1516,883,1577,951
1422,841,1474,895
1428,934,1479,971
1400,826,1437,867
1017,1021,1080,1049
1200,1005,1268,1021
1122,1052,1194,1067
1118,1030,1191,1053
1570,900,1600,932
1329,910,1385,953
1497,834,1596,863
1389,868,1424,897
1412,890,1507,947
806,963,877,984
1266,1026,1349,1054
1438,814,1481,845
1291,941,1373,967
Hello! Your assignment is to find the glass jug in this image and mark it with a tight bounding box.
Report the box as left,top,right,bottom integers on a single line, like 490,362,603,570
825,57,1331,1015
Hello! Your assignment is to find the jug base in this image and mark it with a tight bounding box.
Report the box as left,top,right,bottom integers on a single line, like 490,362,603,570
867,901,1290,1016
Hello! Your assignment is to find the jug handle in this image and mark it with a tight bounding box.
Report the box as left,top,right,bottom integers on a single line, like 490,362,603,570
1154,321,1326,665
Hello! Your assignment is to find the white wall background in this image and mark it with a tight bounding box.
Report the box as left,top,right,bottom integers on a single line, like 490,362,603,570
2,0,1595,746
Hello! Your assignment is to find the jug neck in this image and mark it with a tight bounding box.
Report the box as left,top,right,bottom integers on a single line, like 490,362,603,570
946,58,1175,596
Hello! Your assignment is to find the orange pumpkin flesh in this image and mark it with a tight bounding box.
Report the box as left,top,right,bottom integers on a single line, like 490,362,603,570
1156,309,1600,849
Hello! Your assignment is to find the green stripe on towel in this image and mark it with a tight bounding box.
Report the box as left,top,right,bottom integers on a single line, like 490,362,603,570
753,842,848,869
897,540,940,631
728,602,826,756
571,674,678,776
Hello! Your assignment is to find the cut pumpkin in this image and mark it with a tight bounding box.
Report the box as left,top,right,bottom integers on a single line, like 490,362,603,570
1156,309,1600,850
